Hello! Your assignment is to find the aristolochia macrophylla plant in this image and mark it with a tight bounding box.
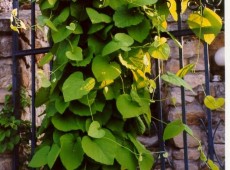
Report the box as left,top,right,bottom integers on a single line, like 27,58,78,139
11,0,223,169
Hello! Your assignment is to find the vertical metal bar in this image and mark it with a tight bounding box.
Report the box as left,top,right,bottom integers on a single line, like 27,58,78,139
31,0,36,157
203,43,214,160
155,59,166,170
176,0,189,169
12,1,20,170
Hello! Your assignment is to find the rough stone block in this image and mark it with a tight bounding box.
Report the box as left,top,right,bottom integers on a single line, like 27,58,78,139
0,13,11,32
168,87,196,105
214,144,225,160
168,103,205,125
173,160,199,170
184,73,205,89
0,36,12,57
172,126,206,148
183,37,204,59
0,88,11,104
0,0,12,12
173,148,200,160
0,59,12,88
0,153,12,170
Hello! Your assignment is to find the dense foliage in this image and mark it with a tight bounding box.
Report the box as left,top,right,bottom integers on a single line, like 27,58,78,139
24,0,223,169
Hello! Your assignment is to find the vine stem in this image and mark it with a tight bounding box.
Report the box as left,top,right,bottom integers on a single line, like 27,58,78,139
103,136,167,157
87,94,94,121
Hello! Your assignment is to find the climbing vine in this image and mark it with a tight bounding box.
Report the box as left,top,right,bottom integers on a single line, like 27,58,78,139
11,0,223,169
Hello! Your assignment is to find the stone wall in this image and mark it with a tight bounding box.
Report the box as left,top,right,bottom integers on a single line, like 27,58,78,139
0,6,48,169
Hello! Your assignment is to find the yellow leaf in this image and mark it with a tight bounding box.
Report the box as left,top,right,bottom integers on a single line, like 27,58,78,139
11,8,17,16
20,20,27,30
10,24,19,33
168,0,189,21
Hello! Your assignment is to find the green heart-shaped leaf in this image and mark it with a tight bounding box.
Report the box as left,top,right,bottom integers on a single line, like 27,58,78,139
86,8,112,24
51,114,85,132
66,22,76,30
204,95,225,110
148,37,170,60
62,72,95,102
60,134,84,170
47,144,61,169
163,119,185,140
82,130,117,165
116,94,143,118
113,5,144,28
161,72,194,92
65,46,83,61
29,146,50,167
88,121,105,138
92,56,121,82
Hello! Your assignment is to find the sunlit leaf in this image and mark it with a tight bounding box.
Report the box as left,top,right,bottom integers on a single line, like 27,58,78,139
65,46,83,61
148,36,170,60
48,0,57,6
207,159,219,170
88,121,105,139
92,56,121,82
62,72,95,102
168,0,189,21
187,7,222,44
204,95,225,110
176,63,195,78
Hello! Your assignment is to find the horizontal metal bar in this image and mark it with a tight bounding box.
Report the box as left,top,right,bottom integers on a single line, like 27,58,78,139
12,47,51,57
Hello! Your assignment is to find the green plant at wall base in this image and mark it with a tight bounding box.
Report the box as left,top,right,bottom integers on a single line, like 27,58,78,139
10,0,222,169
0,93,30,154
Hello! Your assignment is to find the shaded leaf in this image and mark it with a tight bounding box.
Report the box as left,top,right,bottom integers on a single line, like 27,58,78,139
60,134,84,170
82,131,117,165
113,6,144,28
128,18,151,43
35,87,50,107
47,144,61,169
55,96,69,114
161,72,193,92
116,94,143,118
163,119,184,140
38,52,53,67
51,114,85,132
86,8,112,24
29,146,50,167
